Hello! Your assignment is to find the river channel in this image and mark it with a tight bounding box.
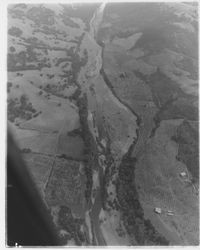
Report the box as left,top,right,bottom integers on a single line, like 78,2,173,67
77,3,138,245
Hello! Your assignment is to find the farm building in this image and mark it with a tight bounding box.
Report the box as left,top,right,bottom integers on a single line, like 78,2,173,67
154,207,162,214
180,172,187,177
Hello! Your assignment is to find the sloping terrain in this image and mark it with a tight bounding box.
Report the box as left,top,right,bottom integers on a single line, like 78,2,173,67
7,2,199,246
7,3,97,245
98,1,199,246
135,119,198,245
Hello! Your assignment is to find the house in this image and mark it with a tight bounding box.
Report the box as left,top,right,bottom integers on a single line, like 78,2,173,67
180,172,187,177
154,207,162,214
167,211,174,216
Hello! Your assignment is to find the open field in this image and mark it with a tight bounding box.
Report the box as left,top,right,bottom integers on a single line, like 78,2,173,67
78,30,138,162
57,134,84,159
8,72,79,131
102,43,158,158
135,119,199,245
98,3,198,245
172,120,199,183
7,2,198,246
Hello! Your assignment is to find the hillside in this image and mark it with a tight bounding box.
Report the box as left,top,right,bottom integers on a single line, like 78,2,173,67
7,2,199,246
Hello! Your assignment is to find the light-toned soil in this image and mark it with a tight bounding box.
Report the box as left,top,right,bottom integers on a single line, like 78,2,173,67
99,209,131,245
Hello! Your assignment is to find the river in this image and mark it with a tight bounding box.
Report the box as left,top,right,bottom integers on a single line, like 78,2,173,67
77,3,138,245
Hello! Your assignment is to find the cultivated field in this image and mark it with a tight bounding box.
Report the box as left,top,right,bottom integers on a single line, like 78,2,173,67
7,2,199,246
23,152,53,195
45,158,86,218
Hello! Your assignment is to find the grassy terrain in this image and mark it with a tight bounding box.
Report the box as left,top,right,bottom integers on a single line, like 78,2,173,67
60,3,100,30
98,2,198,245
135,120,199,245
172,120,199,183
7,4,92,245
117,149,169,245
7,2,199,246
23,152,53,194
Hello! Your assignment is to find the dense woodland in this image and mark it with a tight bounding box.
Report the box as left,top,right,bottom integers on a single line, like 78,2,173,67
116,147,169,245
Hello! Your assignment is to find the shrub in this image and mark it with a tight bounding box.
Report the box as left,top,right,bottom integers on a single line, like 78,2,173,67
8,26,23,37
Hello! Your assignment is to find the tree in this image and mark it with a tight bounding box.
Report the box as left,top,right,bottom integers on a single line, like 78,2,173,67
20,94,27,105
9,46,16,53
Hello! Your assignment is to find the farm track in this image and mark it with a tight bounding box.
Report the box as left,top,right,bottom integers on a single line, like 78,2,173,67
24,148,85,163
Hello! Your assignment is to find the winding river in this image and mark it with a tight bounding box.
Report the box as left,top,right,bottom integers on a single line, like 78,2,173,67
77,3,138,245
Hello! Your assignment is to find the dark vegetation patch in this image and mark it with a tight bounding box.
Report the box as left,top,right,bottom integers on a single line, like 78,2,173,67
21,148,32,153
134,69,198,136
172,120,199,183
40,80,81,100
135,27,173,54
7,46,50,71
77,94,98,203
9,46,16,53
44,158,87,243
103,3,176,38
135,68,185,108
52,38,87,87
34,26,66,39
156,98,198,121
45,159,84,207
174,56,198,80
7,39,86,73
134,24,197,57
57,154,86,163
114,29,135,39
60,15,80,28
58,206,86,245
7,94,38,123
69,88,81,101
8,26,23,37
24,37,46,47
27,6,55,26
97,25,135,44
55,58,71,67
103,162,120,211
9,8,25,20
8,7,87,76
7,81,13,93
102,2,197,58
67,128,82,137
42,83,68,98
116,148,169,245
68,40,88,84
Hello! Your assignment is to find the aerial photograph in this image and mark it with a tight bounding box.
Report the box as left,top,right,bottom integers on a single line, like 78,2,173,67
6,1,199,246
